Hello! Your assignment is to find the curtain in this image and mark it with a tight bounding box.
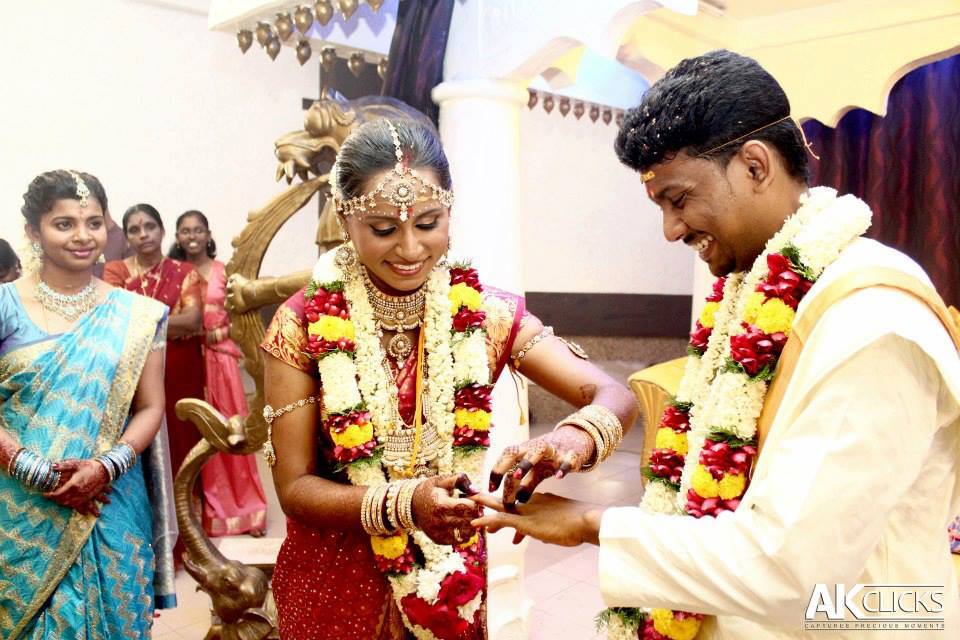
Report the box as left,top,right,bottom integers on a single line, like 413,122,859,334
802,54,960,306
380,0,455,125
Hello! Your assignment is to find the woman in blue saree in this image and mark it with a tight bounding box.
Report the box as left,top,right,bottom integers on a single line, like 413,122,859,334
0,170,176,638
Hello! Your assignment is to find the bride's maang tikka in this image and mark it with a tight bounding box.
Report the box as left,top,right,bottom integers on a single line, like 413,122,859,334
334,120,454,222
68,170,90,207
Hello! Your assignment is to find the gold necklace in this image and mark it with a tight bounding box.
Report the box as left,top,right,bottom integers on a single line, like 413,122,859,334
133,257,162,299
34,276,98,323
361,267,425,360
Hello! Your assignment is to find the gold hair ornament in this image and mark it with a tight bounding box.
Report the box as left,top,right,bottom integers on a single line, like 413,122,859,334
68,170,90,207
334,120,454,222
696,115,820,161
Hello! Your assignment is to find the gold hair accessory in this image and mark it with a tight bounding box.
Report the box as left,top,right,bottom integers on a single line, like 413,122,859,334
640,170,656,183
335,120,454,222
696,115,820,161
68,170,90,207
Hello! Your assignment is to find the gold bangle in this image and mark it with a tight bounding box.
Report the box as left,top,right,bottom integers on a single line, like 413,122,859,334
397,478,420,530
512,326,554,369
556,417,605,472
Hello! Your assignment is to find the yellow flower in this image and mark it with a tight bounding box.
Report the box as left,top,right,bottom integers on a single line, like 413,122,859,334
329,422,374,449
308,315,355,342
742,292,765,325
449,283,482,311
699,301,720,329
455,408,492,431
457,531,479,549
754,298,795,335
691,464,720,499
655,427,688,456
370,530,408,559
718,472,747,500
651,609,702,640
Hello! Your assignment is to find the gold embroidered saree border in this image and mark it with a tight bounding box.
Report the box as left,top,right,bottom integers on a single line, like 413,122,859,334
11,295,165,639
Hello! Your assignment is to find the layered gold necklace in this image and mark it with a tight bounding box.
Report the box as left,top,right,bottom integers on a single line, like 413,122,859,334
361,267,426,360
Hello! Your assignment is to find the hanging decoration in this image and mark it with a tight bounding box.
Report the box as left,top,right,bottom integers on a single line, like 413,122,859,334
314,0,334,26
339,0,359,20
527,90,538,110
296,40,313,65
266,38,282,60
573,101,585,120
237,29,253,53
294,5,314,33
275,12,295,40
255,22,274,47
367,0,385,11
320,46,338,73
348,52,365,77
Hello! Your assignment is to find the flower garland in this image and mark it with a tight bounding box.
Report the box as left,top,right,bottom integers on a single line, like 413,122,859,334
305,244,496,640
600,188,872,639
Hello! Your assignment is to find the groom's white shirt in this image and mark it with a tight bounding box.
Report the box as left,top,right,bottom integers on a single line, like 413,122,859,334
599,238,960,638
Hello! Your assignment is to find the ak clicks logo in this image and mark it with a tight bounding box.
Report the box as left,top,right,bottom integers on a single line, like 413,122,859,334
804,584,945,632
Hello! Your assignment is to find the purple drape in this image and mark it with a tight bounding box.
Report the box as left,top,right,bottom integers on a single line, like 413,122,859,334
380,0,454,125
802,54,960,306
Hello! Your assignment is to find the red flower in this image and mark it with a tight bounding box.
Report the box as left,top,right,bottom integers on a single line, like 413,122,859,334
686,489,742,518
455,384,493,412
647,449,685,485
450,267,482,291
373,546,416,575
659,405,690,433
697,439,756,479
305,336,356,357
453,308,486,332
729,323,787,377
401,595,470,639
325,410,370,433
689,321,712,355
707,276,727,303
758,253,812,310
642,619,670,640
330,439,376,464
439,569,485,608
453,428,490,447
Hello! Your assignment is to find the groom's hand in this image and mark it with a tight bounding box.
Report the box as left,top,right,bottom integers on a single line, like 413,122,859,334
470,492,604,547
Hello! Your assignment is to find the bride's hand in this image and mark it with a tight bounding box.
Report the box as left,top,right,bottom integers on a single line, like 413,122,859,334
411,473,481,546
44,458,112,517
488,425,595,506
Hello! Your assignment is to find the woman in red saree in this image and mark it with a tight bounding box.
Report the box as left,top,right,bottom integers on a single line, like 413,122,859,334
261,118,637,639
103,204,205,487
170,210,268,537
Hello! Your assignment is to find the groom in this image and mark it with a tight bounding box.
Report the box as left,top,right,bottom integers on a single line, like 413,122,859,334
475,50,960,637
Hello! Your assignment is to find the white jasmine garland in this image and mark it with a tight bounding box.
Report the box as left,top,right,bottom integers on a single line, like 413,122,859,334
316,352,363,412
459,592,484,621
452,331,489,384
619,187,872,639
307,245,495,638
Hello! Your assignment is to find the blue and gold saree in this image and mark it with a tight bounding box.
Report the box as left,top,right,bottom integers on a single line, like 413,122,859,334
0,283,176,639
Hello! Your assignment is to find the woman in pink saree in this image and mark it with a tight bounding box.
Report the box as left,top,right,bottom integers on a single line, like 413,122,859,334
171,210,267,536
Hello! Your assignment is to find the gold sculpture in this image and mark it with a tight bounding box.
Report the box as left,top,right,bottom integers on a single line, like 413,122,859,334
173,94,430,638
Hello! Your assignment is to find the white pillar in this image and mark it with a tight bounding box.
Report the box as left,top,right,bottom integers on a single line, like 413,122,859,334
432,79,528,294
690,257,713,331
433,78,532,640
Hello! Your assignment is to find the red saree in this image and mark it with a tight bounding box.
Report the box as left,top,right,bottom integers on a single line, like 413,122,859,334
103,258,206,477
199,260,268,536
261,285,525,640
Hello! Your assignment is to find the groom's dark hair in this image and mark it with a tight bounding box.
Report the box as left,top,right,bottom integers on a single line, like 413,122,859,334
614,50,809,182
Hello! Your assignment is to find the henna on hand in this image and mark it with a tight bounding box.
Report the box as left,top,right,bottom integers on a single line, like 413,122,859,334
45,459,111,516
412,474,482,546
488,426,596,505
